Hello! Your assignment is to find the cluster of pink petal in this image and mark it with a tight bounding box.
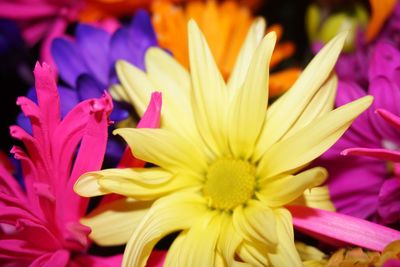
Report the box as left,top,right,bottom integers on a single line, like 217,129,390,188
0,63,121,266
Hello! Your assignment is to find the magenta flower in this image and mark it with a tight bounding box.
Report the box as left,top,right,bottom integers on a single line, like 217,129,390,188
0,62,121,266
319,41,400,225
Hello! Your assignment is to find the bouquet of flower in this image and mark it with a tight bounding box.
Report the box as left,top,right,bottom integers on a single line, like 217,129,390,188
1,0,400,266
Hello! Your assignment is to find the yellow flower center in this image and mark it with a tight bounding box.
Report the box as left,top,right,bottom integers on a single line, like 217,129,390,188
203,158,256,210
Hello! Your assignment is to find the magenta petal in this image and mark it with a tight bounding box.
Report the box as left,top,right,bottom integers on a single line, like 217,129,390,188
384,259,400,267
376,108,400,131
369,77,400,141
288,205,400,251
342,147,400,162
378,178,400,224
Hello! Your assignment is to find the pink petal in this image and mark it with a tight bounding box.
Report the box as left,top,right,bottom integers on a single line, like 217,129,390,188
118,92,162,168
0,3,58,19
342,147,400,162
0,239,44,260
376,108,400,132
33,62,61,133
0,162,25,200
40,17,68,67
63,93,112,220
30,250,70,267
288,205,400,251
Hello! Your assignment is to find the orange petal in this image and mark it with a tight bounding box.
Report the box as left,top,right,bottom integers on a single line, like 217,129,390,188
269,68,301,97
270,41,295,68
366,0,397,42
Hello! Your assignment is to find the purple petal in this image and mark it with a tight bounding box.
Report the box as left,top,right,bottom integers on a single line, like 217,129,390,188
58,86,79,118
378,178,400,224
51,38,88,87
76,24,110,85
109,101,130,122
109,10,157,71
76,74,104,101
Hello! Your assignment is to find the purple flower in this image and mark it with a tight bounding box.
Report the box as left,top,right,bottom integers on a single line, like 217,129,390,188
319,41,400,225
51,9,158,122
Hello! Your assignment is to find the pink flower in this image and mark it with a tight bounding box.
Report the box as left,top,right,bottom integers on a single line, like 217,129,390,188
0,1,84,65
0,62,121,266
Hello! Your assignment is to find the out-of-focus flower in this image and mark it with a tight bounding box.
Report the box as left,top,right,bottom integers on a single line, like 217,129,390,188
319,41,400,225
322,240,400,266
366,0,397,42
151,0,299,96
0,0,83,65
306,2,368,52
74,18,372,265
0,62,122,266
0,0,164,65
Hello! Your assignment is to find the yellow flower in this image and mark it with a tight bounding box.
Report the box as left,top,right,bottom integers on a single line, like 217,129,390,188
75,20,372,266
151,0,299,96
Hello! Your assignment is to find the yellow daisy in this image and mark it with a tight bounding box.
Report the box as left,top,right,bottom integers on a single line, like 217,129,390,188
75,20,372,266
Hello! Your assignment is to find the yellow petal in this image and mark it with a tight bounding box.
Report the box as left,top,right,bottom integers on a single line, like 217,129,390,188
267,208,302,266
227,18,266,91
257,167,327,208
228,32,276,160
291,185,336,211
94,168,195,200
74,167,172,198
144,48,200,140
283,74,337,138
115,60,153,116
114,128,208,176
253,32,348,161
74,170,111,197
257,95,373,178
295,241,326,261
81,198,152,246
237,240,269,266
233,200,278,247
116,59,197,139
188,20,229,157
122,193,208,267
109,83,129,102
163,230,188,266
217,212,243,266
165,212,221,267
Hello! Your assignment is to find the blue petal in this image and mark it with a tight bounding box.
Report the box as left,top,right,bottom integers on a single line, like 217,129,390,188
76,24,111,85
51,38,89,87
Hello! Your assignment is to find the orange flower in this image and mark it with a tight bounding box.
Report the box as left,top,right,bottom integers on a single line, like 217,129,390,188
151,0,299,96
79,0,185,22
366,0,397,42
